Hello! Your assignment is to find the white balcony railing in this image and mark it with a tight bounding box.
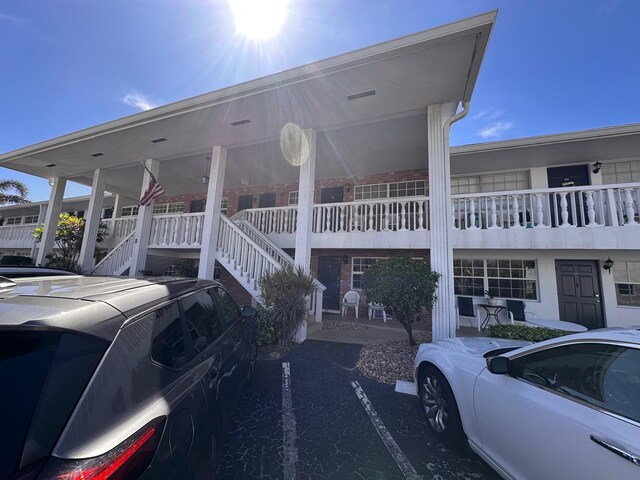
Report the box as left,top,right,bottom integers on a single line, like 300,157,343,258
149,213,205,247
0,224,36,243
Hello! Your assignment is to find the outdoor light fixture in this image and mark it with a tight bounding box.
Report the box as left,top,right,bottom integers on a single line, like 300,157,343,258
342,255,349,264
593,161,602,174
603,257,614,274
201,175,209,184
345,183,351,192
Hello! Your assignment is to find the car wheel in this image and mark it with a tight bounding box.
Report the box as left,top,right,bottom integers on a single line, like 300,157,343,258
418,365,465,449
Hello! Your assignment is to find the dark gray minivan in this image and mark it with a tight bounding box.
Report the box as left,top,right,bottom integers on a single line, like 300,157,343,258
0,275,257,480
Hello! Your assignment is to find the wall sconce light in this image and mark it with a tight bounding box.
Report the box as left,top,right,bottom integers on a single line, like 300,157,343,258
342,255,349,265
603,257,614,274
345,183,351,192
48,178,55,187
201,175,209,184
593,161,602,174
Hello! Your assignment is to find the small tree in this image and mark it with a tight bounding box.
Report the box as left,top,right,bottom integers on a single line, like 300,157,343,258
260,265,315,350
362,256,440,346
33,213,108,273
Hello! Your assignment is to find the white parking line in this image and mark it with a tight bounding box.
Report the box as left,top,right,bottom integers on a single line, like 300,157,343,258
351,381,423,480
282,362,298,479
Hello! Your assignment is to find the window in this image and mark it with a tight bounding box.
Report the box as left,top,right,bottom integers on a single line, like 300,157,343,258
153,202,184,215
451,171,530,195
601,160,640,185
23,216,39,224
511,343,640,423
613,261,640,307
121,205,139,217
352,257,383,289
354,180,426,201
213,261,222,280
453,259,485,297
454,258,538,300
221,197,228,215
150,302,186,370
210,287,240,328
5,217,22,225
288,191,298,205
102,208,113,219
182,291,223,353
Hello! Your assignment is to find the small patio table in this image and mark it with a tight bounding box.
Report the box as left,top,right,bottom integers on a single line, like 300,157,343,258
527,318,587,332
479,304,506,331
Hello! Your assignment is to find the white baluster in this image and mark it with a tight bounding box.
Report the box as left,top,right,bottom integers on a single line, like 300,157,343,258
511,195,522,228
533,194,547,227
468,198,477,229
623,188,638,225
559,192,571,227
368,204,375,231
452,200,459,230
400,202,407,230
584,191,600,227
417,201,425,230
488,196,499,229
383,203,390,231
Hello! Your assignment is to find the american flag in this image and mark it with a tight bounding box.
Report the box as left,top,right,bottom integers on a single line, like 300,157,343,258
139,180,165,207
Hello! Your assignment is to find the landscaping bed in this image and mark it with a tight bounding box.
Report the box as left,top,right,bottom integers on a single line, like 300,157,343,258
322,320,370,330
357,331,432,385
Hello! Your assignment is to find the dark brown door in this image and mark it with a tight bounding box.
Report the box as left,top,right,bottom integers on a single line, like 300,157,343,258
555,260,604,329
237,195,253,212
259,193,276,208
547,165,590,227
317,256,341,311
189,199,206,213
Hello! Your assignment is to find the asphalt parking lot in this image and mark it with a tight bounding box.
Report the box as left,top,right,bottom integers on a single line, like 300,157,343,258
215,340,499,480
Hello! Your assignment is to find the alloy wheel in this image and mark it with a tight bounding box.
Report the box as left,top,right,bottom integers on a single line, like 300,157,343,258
421,374,448,433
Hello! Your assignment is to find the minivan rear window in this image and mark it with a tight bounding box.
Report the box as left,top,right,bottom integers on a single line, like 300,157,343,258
0,331,60,478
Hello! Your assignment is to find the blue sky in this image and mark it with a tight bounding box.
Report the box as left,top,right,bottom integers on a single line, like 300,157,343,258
1,0,638,201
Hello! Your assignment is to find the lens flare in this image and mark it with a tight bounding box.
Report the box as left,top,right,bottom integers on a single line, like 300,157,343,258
280,123,308,166
229,0,290,40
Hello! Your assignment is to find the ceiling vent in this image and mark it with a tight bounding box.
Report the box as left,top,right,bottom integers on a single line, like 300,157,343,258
45,163,57,168
230,119,251,127
90,152,104,157
150,137,167,143
347,89,376,101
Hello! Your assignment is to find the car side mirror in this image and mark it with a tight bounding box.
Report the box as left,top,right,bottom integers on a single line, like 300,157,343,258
487,356,510,375
241,305,257,319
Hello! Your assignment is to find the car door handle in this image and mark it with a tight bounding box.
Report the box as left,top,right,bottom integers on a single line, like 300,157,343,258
590,435,640,466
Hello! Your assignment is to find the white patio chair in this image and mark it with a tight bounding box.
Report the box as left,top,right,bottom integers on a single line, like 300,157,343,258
341,290,360,318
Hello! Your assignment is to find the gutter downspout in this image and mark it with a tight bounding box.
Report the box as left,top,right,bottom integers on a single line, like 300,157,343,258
447,101,470,127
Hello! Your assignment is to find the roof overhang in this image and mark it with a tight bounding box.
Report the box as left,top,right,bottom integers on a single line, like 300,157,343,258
0,11,496,198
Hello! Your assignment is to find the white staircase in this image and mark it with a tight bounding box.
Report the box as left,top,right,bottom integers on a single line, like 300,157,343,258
90,215,326,320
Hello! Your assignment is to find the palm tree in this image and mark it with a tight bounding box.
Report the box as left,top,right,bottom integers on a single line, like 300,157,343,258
0,179,29,205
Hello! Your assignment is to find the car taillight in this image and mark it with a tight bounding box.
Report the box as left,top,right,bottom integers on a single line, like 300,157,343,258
38,417,166,480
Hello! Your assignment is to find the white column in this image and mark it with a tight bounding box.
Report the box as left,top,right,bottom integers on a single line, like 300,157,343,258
294,128,317,272
30,204,48,259
36,177,67,266
130,159,159,277
78,169,108,273
112,194,124,218
428,103,457,340
198,146,228,279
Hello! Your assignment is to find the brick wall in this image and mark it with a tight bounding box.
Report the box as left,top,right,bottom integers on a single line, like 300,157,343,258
150,168,428,216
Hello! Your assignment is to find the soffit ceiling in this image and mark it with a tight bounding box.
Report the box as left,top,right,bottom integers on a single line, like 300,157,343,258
0,12,495,198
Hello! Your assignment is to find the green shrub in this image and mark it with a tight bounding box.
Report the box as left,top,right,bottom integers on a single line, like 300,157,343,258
0,255,32,266
260,265,315,349
489,324,569,342
174,258,198,278
256,308,279,346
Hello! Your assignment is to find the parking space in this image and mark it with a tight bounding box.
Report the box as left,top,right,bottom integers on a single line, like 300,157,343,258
216,340,499,480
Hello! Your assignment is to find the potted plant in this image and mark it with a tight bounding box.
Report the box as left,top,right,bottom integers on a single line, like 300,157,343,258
484,289,498,306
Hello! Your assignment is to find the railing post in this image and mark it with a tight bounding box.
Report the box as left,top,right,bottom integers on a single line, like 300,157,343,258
488,196,499,229
584,191,600,227
315,288,323,323
623,188,638,226
606,188,620,226
468,197,478,229
559,192,571,227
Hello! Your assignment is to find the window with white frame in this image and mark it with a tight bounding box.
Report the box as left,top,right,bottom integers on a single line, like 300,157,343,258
354,180,426,201
220,197,228,215
613,261,640,307
454,258,538,300
288,191,298,205
23,215,39,224
451,171,530,195
153,202,184,215
352,257,383,289
121,206,139,217
601,160,640,185
5,217,22,225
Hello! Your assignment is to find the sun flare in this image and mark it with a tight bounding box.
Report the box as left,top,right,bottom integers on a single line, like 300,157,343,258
229,0,290,40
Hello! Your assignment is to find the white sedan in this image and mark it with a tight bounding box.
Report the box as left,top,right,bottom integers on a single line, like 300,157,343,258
413,329,640,480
